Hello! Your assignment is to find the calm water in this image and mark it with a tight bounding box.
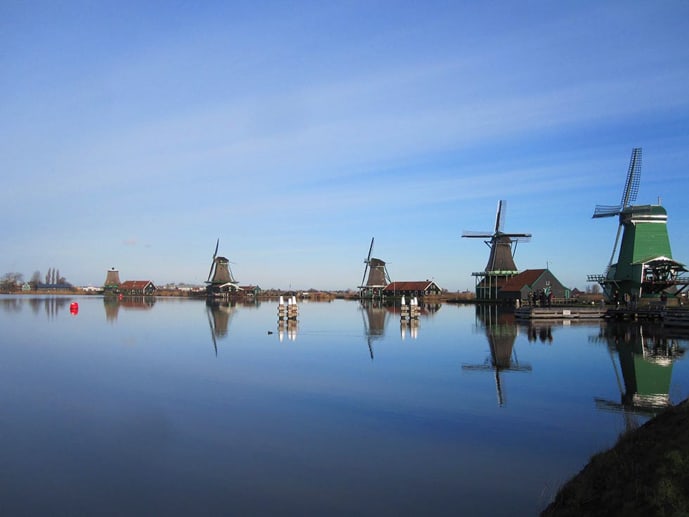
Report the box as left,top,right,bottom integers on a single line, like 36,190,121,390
1,295,687,516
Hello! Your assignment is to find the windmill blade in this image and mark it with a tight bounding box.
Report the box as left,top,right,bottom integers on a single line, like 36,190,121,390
207,239,220,282
462,230,494,238
593,204,623,218
207,259,215,283
495,200,506,233
621,147,642,208
360,237,374,287
502,232,531,237
606,223,624,270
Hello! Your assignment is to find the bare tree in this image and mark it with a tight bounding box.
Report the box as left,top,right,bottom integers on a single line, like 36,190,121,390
30,271,41,287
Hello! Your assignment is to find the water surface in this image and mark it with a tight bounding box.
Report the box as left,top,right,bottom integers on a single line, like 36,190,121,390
1,296,687,516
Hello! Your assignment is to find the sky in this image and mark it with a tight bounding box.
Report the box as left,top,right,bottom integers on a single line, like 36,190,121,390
2,1,688,291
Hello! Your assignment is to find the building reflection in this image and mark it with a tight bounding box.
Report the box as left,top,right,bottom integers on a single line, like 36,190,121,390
103,296,156,322
207,300,237,355
594,321,685,428
463,305,531,406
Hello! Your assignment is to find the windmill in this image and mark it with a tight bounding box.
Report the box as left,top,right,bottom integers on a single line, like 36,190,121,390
588,148,688,301
358,237,391,299
462,200,531,300
205,238,238,296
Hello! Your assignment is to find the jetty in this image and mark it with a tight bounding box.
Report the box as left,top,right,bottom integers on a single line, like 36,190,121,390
605,306,689,326
515,306,606,320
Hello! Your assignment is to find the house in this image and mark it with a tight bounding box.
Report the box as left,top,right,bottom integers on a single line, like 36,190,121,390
238,285,261,296
118,280,156,296
383,280,443,298
497,269,569,303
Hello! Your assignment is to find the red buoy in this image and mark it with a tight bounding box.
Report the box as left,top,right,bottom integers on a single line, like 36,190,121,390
70,302,79,315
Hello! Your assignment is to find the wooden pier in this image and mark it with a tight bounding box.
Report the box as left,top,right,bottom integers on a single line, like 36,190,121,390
605,306,689,325
515,306,606,320
663,309,689,329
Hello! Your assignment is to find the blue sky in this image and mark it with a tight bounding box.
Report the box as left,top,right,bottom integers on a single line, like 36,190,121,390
2,1,688,291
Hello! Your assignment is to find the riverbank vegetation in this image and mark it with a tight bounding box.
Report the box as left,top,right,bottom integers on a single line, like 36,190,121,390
542,399,689,516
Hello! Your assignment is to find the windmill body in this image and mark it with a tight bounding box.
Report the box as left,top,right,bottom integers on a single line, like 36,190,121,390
462,200,531,301
588,148,688,302
206,239,239,297
358,237,391,299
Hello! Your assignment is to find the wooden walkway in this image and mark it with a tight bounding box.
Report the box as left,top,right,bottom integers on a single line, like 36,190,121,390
663,309,689,328
605,306,689,327
515,306,606,320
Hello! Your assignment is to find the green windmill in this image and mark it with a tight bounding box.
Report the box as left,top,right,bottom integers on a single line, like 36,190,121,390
588,148,688,303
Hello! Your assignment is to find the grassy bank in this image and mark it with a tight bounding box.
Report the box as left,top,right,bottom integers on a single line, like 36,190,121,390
542,399,689,516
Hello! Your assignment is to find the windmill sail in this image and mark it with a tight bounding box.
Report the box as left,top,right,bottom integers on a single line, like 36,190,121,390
462,200,531,273
593,148,642,218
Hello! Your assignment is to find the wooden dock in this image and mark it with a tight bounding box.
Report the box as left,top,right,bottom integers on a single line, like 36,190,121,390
515,306,606,320
663,309,689,328
604,306,689,327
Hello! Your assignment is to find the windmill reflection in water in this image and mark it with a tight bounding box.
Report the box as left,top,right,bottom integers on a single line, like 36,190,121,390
206,300,237,356
462,305,532,406
593,321,686,431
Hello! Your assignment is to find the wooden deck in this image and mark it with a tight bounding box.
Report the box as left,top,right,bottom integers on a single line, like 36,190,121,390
515,306,606,320
663,309,689,328
604,306,689,327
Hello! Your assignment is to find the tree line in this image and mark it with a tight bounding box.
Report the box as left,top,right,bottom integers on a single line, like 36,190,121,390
1,268,71,292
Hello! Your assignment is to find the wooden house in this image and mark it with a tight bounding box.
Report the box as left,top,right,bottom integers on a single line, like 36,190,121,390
497,269,569,303
118,280,156,296
383,280,443,298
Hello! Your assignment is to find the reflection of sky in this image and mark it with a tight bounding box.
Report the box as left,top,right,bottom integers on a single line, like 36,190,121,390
1,297,688,514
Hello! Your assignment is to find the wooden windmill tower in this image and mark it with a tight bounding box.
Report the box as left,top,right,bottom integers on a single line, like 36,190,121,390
103,267,121,294
205,239,239,297
462,200,531,301
587,148,688,303
358,237,391,299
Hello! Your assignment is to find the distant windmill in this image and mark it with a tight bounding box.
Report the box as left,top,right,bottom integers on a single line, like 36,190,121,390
206,238,238,296
588,148,688,300
358,237,391,299
462,200,531,300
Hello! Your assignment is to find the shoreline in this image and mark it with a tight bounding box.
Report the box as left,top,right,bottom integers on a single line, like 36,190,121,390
542,398,689,515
